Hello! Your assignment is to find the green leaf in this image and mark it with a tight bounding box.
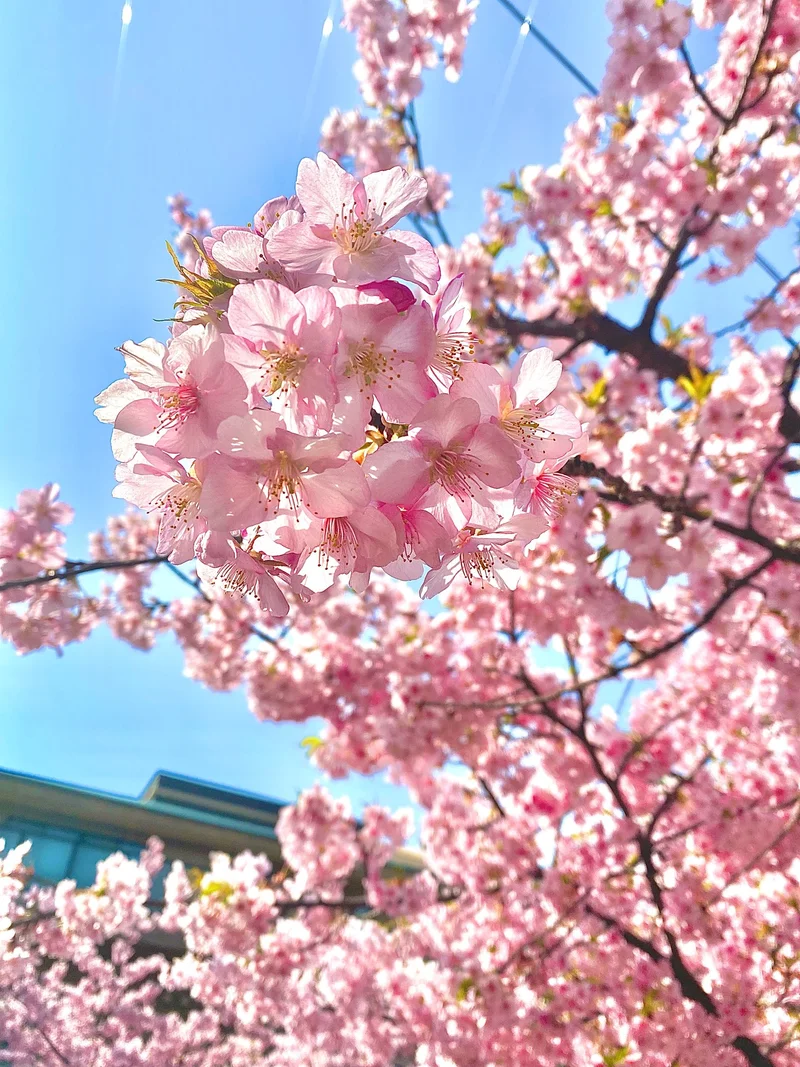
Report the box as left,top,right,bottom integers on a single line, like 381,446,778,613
582,377,607,409
594,199,613,217
301,736,324,756
678,366,718,405
455,977,475,1002
602,1046,630,1066
484,239,505,259
594,544,613,570
199,879,234,903
641,987,661,1018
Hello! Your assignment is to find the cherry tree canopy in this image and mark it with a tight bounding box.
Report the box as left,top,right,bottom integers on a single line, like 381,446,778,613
2,1,800,1064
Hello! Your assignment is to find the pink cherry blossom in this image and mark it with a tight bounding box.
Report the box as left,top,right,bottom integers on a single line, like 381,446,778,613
451,347,584,463
364,394,521,528
113,445,206,564
201,413,369,530
334,296,437,430
268,153,441,293
227,280,341,431
195,532,298,616
95,327,248,461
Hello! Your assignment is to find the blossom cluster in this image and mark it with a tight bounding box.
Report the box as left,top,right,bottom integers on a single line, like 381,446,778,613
0,485,91,653
2,1,800,1063
95,152,584,616
343,0,477,109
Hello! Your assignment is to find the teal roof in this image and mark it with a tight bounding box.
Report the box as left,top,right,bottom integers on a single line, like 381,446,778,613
0,766,285,839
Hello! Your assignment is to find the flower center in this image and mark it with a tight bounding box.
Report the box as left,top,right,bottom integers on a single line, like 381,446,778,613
500,404,550,452
261,451,302,509
155,479,201,531
346,339,395,388
158,381,200,428
260,343,307,397
459,547,497,586
217,560,259,597
530,472,577,521
433,330,478,379
332,202,384,254
431,449,481,498
318,517,358,568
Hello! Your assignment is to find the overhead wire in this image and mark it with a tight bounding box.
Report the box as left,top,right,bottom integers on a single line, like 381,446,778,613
492,0,788,288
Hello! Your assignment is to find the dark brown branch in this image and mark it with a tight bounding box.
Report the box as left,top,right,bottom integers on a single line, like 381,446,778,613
490,296,800,446
519,554,775,708
533,702,774,1065
645,754,710,838
727,0,778,129
0,555,167,593
679,42,728,124
478,776,507,819
491,306,694,380
0,552,283,648
563,457,800,565
778,342,800,442
639,213,698,336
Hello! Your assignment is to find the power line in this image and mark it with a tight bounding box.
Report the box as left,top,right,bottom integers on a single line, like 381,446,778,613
494,0,598,96
493,0,788,288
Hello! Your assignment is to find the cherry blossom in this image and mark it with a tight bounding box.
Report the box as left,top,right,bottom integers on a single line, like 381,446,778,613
2,4,800,1065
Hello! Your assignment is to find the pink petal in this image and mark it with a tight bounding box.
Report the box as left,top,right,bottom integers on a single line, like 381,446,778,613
363,167,429,229
228,279,303,347
199,457,267,530
435,274,466,329
94,378,148,424
206,228,266,279
383,229,441,294
268,220,339,274
363,440,429,505
449,362,505,420
411,395,481,449
356,280,416,312
295,285,341,357
375,359,437,425
295,153,357,224
466,423,521,488
511,347,561,406
113,397,161,436
216,412,280,459
119,339,167,387
303,462,370,518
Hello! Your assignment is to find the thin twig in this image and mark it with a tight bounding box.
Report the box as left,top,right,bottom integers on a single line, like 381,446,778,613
0,555,167,593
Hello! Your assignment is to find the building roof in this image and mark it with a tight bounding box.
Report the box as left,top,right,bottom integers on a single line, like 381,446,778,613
0,766,423,875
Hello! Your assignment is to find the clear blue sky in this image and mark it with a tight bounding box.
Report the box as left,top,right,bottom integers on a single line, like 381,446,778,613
0,2,787,811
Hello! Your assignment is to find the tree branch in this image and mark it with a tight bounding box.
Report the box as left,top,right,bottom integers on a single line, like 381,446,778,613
727,0,778,129
0,555,167,593
402,102,452,248
518,555,775,708
490,305,695,380
639,212,699,336
563,457,800,565
679,41,728,124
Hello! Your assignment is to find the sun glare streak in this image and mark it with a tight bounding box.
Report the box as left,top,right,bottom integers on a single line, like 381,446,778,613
109,3,132,140
479,0,539,164
299,0,338,144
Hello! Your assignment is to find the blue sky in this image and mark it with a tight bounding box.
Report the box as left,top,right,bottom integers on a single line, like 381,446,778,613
0,2,789,812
